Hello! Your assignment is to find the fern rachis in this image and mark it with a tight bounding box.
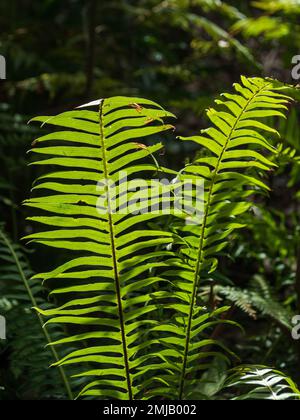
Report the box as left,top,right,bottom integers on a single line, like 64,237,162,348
172,77,292,399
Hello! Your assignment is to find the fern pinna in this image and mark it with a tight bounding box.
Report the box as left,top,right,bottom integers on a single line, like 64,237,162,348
25,97,176,399
163,77,293,399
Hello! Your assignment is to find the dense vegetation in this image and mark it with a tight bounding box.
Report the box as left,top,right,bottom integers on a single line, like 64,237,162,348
1,0,300,400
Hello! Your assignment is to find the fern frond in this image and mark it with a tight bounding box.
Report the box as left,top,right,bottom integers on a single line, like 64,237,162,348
215,275,292,330
26,97,176,400
165,77,293,399
226,365,300,400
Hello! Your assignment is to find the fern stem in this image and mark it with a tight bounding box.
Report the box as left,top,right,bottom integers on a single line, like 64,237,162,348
0,230,74,400
178,83,269,399
98,100,133,400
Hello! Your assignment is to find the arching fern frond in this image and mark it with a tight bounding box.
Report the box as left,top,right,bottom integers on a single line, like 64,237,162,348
215,275,292,330
25,97,176,400
162,77,293,399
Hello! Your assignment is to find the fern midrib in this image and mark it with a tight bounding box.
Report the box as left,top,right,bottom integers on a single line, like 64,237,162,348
98,100,133,400
0,230,74,400
178,83,270,399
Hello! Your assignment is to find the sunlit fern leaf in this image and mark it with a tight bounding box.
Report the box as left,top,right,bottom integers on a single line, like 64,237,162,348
215,275,292,330
225,365,300,400
164,77,293,399
0,228,73,399
25,97,176,400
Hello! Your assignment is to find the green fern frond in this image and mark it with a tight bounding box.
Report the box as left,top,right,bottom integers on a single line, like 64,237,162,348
215,286,258,320
226,365,300,400
167,77,293,399
25,96,176,400
25,86,297,401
